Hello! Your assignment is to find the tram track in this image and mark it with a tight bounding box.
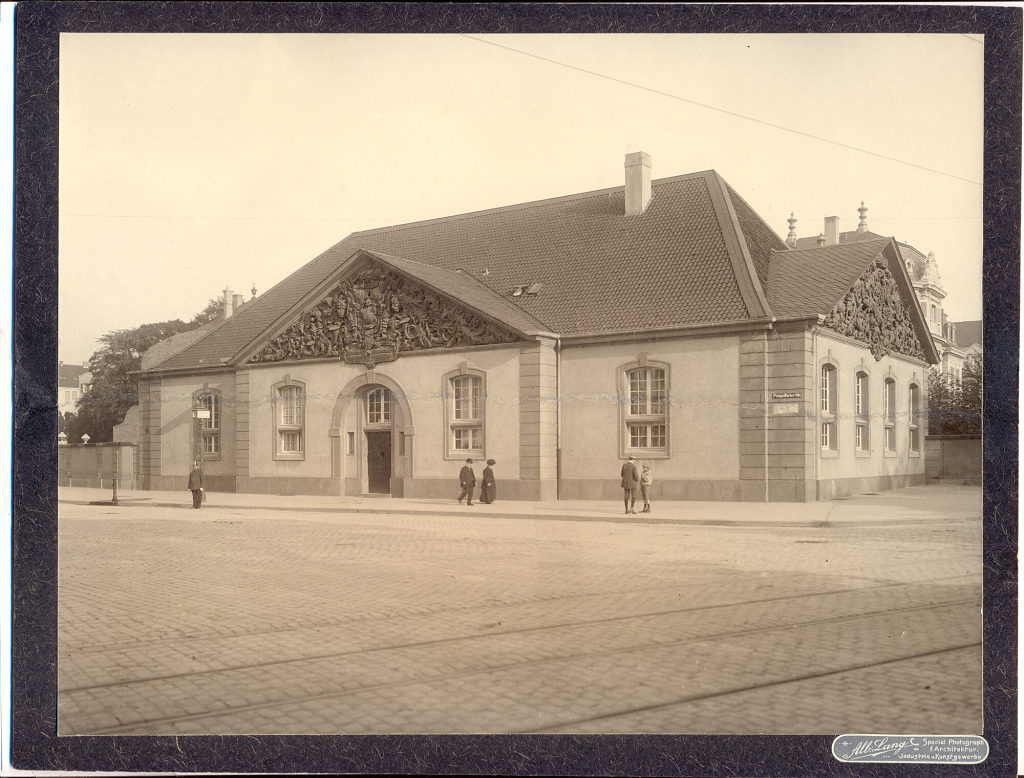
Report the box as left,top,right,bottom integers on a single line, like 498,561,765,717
61,570,979,657
70,594,980,735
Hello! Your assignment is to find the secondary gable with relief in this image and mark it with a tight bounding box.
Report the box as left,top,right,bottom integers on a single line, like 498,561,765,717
822,257,926,361
246,263,521,368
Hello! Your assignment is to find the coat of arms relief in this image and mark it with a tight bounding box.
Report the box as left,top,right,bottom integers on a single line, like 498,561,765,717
248,266,518,367
822,258,926,361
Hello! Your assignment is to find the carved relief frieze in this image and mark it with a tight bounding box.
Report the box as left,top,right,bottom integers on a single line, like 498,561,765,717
822,258,925,361
248,266,518,367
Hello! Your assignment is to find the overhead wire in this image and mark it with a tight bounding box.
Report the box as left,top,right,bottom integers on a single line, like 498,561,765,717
462,35,982,187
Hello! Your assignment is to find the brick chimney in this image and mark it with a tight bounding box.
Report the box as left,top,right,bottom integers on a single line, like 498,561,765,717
624,151,652,216
824,216,839,246
232,293,244,310
223,287,234,320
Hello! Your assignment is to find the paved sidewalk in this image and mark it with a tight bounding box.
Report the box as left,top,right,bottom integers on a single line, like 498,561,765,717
59,482,981,527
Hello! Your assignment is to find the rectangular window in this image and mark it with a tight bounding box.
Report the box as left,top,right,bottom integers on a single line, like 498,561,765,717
855,372,869,452
367,388,391,425
280,430,302,453
884,378,896,453
275,383,304,458
453,426,481,450
449,374,484,456
625,367,668,454
820,365,837,451
279,385,301,426
198,392,221,456
909,384,920,454
452,375,481,420
629,424,665,448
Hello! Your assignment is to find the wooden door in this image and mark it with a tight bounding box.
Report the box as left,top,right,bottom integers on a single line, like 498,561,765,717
366,431,392,494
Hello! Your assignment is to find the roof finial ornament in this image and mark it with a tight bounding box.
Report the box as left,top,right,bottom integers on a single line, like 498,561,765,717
816,233,826,247
857,201,868,232
251,282,257,300
924,250,942,286
786,212,798,247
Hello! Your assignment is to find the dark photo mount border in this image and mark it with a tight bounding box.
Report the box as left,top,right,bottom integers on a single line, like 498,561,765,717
12,3,1019,775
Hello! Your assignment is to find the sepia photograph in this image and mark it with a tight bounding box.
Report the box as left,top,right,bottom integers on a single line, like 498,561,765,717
9,5,1015,775
52,28,988,740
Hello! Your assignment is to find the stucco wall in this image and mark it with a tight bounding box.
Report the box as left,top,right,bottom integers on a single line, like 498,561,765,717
558,334,741,495
814,331,928,495
244,344,523,486
158,372,236,489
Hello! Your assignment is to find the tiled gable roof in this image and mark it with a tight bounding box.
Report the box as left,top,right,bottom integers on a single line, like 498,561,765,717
793,229,888,249
723,183,789,291
360,251,550,336
766,239,891,319
952,319,982,349
148,170,778,371
58,363,87,387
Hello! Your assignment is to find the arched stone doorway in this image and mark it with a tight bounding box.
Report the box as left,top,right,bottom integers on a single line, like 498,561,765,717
330,373,414,496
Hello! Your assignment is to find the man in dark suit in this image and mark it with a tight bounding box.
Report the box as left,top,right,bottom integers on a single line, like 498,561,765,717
457,458,476,505
188,463,204,509
620,455,640,514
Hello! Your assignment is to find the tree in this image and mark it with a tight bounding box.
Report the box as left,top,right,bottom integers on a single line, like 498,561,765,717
928,354,982,435
190,297,225,326
67,298,225,442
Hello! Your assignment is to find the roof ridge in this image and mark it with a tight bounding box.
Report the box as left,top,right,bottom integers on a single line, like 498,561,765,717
773,237,890,256
706,171,772,319
348,169,721,238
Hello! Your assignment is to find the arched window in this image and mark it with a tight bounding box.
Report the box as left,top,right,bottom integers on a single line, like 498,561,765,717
624,365,668,454
909,383,920,454
855,371,869,452
366,387,391,425
883,378,897,453
195,389,221,458
445,372,484,457
273,379,305,460
820,363,837,451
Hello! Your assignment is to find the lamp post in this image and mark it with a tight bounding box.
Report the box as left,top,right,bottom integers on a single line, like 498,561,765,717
111,444,120,505
193,403,209,500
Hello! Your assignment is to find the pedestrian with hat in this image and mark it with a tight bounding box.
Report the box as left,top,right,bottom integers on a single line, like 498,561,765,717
457,458,476,505
188,461,204,510
620,455,640,514
480,459,497,504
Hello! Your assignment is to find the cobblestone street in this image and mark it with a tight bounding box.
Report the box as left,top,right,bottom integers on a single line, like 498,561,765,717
57,485,983,736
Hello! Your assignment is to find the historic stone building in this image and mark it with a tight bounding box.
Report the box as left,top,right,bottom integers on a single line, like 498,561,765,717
790,205,971,381
136,153,939,502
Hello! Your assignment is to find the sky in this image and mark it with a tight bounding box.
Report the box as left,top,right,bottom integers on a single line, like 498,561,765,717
58,32,985,365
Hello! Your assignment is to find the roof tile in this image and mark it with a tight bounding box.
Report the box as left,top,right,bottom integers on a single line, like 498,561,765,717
151,170,782,371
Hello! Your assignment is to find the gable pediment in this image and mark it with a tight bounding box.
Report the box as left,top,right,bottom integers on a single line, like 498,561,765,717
246,263,520,367
823,257,926,361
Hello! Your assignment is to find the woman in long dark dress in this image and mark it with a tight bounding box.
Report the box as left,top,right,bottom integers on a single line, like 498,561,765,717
480,459,496,504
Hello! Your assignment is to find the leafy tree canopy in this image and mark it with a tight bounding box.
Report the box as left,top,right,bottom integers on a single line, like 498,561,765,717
68,298,225,442
927,354,982,436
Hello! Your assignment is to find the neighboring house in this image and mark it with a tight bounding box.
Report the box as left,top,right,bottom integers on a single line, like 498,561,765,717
136,154,939,502
58,362,90,415
790,205,972,383
951,319,982,362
